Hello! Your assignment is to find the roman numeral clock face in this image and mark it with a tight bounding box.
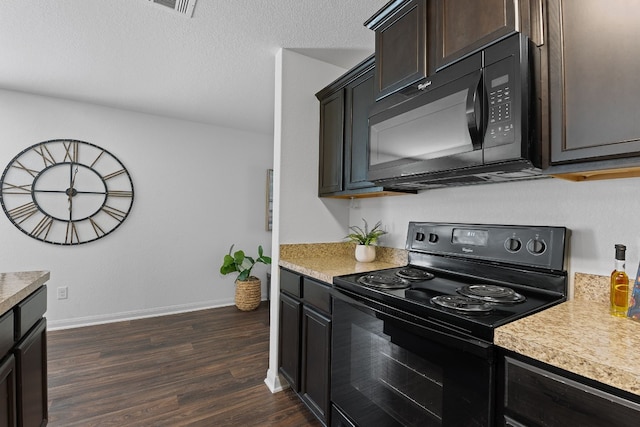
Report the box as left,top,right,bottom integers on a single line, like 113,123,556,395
0,139,134,245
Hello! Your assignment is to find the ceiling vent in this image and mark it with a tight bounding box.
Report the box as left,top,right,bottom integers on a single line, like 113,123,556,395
148,0,197,17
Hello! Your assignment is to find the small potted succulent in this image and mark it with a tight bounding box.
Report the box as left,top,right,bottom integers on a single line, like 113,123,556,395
220,244,271,311
345,219,387,262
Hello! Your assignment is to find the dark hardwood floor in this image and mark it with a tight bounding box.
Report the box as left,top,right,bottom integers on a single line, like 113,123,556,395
47,302,321,426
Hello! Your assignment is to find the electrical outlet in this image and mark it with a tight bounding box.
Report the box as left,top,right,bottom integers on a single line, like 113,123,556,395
57,286,68,300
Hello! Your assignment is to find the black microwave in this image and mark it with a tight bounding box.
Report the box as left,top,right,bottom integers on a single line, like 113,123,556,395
367,34,545,190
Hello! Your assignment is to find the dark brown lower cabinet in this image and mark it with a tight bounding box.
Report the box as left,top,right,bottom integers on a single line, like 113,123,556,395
300,305,331,423
500,351,640,426
278,269,332,426
0,285,47,427
15,319,47,427
0,354,16,427
279,292,302,392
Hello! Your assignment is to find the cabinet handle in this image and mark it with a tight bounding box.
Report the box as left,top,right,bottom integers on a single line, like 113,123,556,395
417,81,432,91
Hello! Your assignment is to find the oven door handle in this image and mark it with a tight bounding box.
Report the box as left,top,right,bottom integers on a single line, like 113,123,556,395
332,287,494,359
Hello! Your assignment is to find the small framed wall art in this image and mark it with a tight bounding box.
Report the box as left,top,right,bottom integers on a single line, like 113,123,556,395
265,169,273,231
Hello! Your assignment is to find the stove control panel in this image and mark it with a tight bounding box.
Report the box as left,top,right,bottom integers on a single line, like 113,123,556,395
406,222,567,271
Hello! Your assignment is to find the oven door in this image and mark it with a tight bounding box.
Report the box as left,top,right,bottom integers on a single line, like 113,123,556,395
331,289,495,427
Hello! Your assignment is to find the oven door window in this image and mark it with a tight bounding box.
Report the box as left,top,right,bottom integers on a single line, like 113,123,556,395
332,298,493,426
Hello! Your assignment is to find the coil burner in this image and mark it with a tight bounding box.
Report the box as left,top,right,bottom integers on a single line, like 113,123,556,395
357,273,411,290
457,284,526,304
430,295,493,314
395,267,435,281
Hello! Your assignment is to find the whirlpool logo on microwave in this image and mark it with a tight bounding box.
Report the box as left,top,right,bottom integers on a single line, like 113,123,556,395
462,247,474,253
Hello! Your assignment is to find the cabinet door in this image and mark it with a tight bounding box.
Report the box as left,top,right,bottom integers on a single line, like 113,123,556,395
434,0,518,70
344,68,376,191
279,292,302,392
15,318,47,427
548,0,640,165
503,355,640,426
0,355,16,427
300,306,331,425
318,90,345,195
369,0,428,100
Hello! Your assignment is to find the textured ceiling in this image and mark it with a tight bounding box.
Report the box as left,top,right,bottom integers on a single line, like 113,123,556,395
0,0,386,134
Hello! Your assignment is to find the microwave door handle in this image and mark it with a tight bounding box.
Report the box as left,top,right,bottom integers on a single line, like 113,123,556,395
465,70,484,150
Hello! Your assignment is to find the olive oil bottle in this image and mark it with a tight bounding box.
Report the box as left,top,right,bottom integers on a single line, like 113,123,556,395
611,244,630,317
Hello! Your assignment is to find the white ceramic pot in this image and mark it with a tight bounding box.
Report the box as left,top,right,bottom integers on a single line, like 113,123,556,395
355,245,376,263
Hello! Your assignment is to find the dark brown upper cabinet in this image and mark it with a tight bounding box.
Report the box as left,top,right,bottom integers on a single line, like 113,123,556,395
365,0,428,101
344,67,376,191
545,0,640,180
365,0,541,102
434,0,519,71
316,56,409,198
317,90,345,195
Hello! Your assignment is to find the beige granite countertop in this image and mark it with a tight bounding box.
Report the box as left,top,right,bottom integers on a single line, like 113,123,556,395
0,271,50,316
279,242,407,284
495,272,640,396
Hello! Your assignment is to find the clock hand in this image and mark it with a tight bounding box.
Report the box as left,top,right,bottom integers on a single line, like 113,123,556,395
70,164,78,188
68,164,79,212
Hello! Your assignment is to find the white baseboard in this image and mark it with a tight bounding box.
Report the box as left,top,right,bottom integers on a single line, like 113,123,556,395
46,296,258,330
264,368,289,393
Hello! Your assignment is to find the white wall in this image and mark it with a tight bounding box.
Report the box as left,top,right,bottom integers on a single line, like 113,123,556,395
265,49,350,392
277,53,350,245
0,89,273,328
350,176,640,290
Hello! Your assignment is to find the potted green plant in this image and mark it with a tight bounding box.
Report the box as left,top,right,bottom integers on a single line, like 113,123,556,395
345,219,387,262
220,244,272,311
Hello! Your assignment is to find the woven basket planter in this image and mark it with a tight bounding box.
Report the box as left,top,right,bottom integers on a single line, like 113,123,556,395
235,277,262,311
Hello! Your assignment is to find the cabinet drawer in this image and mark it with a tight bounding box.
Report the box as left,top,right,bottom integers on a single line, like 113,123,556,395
14,286,47,341
280,269,302,298
0,311,14,357
303,278,331,314
504,356,640,426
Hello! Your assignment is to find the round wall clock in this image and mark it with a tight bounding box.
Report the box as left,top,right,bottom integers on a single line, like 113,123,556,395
0,139,134,245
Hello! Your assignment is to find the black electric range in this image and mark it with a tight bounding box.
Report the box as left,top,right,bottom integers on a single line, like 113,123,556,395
333,222,568,343
331,222,569,426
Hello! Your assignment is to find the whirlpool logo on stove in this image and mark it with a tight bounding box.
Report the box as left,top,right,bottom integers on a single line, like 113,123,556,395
462,247,474,253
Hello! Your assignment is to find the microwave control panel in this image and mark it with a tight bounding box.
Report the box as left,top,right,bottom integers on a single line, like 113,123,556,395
485,55,516,148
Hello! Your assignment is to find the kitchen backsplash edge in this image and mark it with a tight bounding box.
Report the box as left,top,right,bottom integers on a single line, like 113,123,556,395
574,272,610,304
280,242,408,265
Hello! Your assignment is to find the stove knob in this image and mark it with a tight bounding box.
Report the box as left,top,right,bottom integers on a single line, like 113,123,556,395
505,237,522,252
416,232,425,241
527,238,546,255
428,233,438,243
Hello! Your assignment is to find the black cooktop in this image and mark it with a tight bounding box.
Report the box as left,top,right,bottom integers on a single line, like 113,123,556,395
333,222,568,342
334,266,564,342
